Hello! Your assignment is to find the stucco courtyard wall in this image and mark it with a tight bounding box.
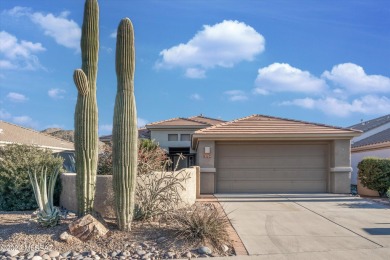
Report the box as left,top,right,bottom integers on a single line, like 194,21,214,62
60,167,199,218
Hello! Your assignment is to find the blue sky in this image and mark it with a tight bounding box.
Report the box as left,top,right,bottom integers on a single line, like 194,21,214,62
1,0,389,135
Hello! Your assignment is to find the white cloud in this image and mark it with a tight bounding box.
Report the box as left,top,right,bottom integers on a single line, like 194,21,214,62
190,93,203,101
137,117,148,128
254,63,327,95
100,124,113,134
6,92,28,102
110,31,117,38
0,109,11,120
281,95,390,117
12,115,38,128
30,11,81,51
0,31,45,70
224,90,248,101
322,63,390,94
48,88,66,99
157,20,265,78
185,68,206,79
4,6,81,51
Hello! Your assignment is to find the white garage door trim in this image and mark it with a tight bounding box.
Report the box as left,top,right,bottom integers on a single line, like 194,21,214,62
216,141,330,193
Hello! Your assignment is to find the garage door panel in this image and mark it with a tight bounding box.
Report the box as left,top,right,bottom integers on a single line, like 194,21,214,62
218,180,327,193
216,142,329,193
217,144,327,157
218,157,327,169
218,169,327,181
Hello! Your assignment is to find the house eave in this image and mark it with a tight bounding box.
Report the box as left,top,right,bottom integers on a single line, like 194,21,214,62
351,141,390,152
192,133,360,150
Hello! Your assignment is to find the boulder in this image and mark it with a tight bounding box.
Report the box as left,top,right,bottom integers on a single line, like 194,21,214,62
69,214,109,241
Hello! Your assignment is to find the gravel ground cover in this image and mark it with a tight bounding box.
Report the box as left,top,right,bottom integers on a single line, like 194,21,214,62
0,203,235,259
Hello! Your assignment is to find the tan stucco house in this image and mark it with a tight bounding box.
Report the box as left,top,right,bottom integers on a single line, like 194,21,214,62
192,114,361,194
0,120,74,152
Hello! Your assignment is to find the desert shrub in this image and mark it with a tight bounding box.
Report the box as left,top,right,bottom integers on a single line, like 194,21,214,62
358,157,390,197
134,163,191,221
0,144,63,211
387,187,390,201
171,204,230,251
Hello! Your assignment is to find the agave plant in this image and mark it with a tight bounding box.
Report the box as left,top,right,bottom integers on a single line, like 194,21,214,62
28,165,61,227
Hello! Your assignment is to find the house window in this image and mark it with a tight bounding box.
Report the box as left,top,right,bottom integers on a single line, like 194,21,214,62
168,134,178,141
180,134,191,141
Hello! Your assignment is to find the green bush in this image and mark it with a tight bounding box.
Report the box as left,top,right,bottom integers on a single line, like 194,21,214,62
0,144,63,211
387,187,390,201
358,157,390,197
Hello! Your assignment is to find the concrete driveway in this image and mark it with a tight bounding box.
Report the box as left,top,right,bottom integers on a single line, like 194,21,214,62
216,194,390,258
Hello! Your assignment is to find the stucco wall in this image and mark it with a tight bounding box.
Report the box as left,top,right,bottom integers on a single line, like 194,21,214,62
329,139,352,193
150,130,197,153
351,147,390,185
60,167,198,218
196,140,216,193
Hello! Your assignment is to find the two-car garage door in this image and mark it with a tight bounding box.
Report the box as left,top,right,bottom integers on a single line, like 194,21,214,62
216,142,329,193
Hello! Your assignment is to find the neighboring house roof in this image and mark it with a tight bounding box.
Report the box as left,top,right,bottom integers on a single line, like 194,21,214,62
192,114,361,147
99,128,151,143
188,115,225,126
349,114,390,132
351,128,390,152
0,120,74,151
146,115,225,129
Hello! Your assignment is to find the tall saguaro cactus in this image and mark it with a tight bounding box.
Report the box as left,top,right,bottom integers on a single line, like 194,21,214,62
73,0,99,216
112,18,138,231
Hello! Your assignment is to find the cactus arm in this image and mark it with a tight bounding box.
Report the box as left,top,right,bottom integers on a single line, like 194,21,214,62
112,18,138,231
73,69,89,96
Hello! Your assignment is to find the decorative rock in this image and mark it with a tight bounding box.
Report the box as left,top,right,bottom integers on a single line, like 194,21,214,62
137,250,146,256
101,252,108,258
166,251,175,258
69,214,109,241
142,253,152,259
184,251,192,259
140,242,149,249
156,236,166,243
59,231,71,242
198,246,212,255
48,251,60,258
121,251,130,257
41,254,51,260
110,251,118,257
221,244,229,253
31,256,42,260
61,251,71,258
37,250,46,256
5,250,20,257
90,250,96,256
26,252,36,259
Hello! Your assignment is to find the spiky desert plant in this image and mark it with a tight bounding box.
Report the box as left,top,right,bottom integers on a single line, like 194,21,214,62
28,161,63,227
73,0,99,216
112,18,138,231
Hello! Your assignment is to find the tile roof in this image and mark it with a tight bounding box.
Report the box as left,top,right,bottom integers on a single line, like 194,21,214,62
352,128,390,148
194,114,361,137
0,120,74,151
349,114,390,132
146,115,224,128
188,115,225,125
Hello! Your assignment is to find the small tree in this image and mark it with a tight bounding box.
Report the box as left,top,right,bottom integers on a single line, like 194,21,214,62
358,158,390,197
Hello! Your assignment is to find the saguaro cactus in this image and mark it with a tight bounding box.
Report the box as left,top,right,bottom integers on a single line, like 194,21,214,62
112,18,138,231
73,0,99,216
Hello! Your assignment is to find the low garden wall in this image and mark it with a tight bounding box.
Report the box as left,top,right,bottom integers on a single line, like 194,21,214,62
60,166,200,218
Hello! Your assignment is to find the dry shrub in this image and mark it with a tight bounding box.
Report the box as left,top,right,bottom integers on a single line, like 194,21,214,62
171,204,231,251
134,154,191,221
